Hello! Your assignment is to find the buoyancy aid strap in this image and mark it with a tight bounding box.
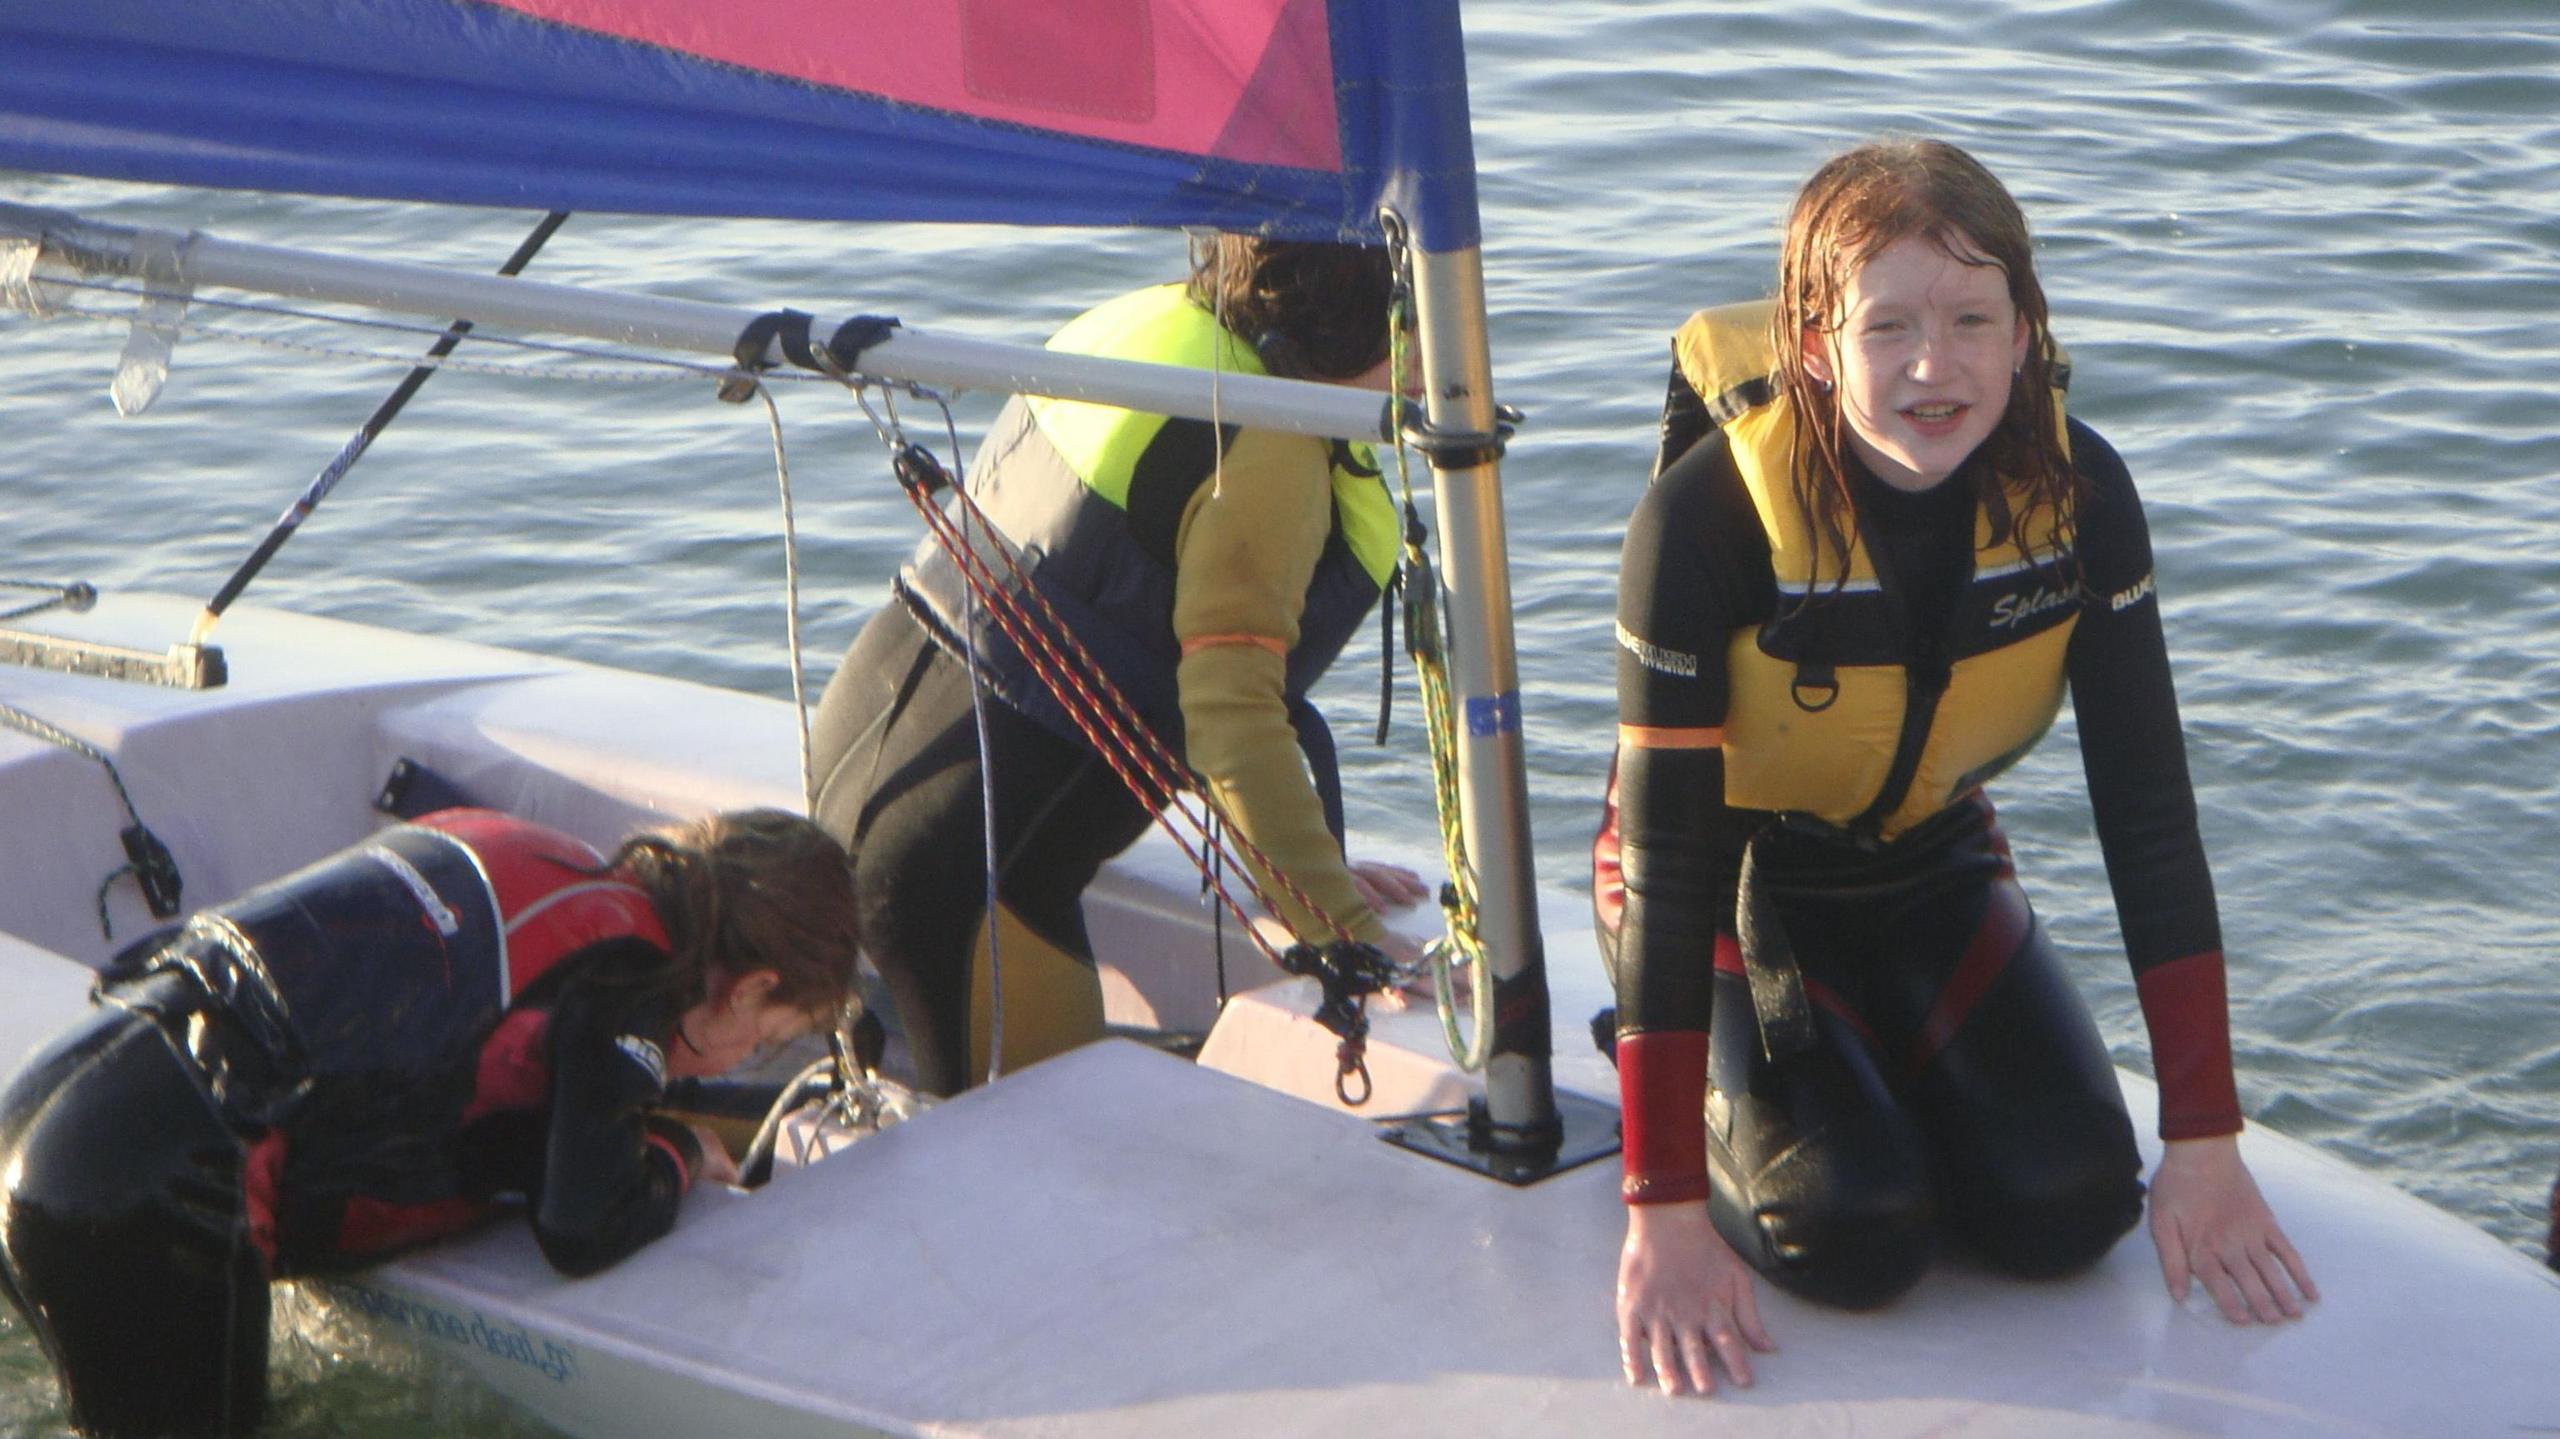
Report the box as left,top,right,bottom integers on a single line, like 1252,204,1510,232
1619,723,1723,750
1735,836,1817,1062
1330,443,1400,590
1834,464,1960,842
1671,301,1784,425
1845,659,1951,842
1288,696,1347,848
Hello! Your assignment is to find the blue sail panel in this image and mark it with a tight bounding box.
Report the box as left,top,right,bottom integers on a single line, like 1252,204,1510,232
0,0,1479,250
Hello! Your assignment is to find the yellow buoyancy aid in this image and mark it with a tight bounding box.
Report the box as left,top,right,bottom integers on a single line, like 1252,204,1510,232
1673,300,2079,841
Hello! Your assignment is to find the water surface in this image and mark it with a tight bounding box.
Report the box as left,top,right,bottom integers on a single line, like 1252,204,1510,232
4,0,2557,1430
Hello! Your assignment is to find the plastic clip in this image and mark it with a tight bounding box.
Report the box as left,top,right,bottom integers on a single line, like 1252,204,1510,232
118,823,183,920
1394,400,1526,471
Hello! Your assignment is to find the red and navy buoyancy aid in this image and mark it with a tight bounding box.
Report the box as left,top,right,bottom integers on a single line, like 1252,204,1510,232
152,809,674,1268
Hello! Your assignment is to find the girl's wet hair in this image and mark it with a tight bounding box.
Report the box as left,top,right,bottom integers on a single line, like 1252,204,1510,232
1185,234,1395,381
1771,136,2080,597
602,809,861,1020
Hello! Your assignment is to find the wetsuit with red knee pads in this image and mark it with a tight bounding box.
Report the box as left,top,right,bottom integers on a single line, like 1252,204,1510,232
1597,386,2240,1308
0,808,703,1436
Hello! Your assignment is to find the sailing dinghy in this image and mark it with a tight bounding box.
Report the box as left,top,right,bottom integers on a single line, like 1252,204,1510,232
5,3,2560,1435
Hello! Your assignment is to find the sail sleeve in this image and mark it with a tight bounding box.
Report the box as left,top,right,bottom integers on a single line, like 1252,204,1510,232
0,0,1478,248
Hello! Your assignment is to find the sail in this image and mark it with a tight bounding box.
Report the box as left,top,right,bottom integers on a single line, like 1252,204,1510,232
0,0,1479,249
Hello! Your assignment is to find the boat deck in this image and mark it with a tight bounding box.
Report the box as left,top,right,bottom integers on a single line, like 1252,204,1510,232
377,1038,2559,1439
7,594,2560,1438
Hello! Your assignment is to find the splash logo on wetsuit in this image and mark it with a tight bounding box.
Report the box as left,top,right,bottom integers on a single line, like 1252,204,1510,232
2108,573,2156,612
1989,584,2075,632
614,1034,667,1087
366,844,461,937
1616,620,1698,678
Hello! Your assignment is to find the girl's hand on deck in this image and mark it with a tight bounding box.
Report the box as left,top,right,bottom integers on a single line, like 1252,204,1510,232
2148,1134,2317,1323
689,1122,742,1188
1348,859,1431,913
1618,1201,1775,1396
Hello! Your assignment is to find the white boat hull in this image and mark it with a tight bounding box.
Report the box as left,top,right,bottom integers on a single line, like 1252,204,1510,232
5,593,2557,1438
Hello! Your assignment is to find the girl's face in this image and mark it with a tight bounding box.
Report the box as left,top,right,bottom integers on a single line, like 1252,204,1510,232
1801,232,2029,493
670,969,815,1079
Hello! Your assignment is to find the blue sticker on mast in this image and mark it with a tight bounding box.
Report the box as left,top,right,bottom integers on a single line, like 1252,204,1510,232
1464,691,1521,738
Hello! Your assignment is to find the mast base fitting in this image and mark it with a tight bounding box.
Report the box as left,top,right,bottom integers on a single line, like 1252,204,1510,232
1381,1087,1620,1186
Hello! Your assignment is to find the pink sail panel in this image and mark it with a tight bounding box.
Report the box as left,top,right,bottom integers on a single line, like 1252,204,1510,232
479,0,1345,172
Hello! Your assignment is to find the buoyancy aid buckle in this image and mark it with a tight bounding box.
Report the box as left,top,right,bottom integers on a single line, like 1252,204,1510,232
1789,659,1839,714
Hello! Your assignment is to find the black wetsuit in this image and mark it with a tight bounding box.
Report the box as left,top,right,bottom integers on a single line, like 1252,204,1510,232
810,602,1155,1098
0,813,703,1437
1606,405,2238,1308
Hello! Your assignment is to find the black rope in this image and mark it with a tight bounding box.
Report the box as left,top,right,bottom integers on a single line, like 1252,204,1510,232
198,211,570,633
1374,569,1397,745
0,700,183,937
1375,500,1432,745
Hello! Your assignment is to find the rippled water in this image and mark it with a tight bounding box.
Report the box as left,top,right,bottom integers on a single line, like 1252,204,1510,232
4,0,2558,1430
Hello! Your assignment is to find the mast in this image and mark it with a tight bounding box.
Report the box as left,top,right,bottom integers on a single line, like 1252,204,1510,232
1402,240,1570,1155
1370,4,1613,1179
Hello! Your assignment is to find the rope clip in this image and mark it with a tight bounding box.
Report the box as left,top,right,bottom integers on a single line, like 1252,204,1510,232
1279,938,1400,1105
890,442,954,498
96,822,183,937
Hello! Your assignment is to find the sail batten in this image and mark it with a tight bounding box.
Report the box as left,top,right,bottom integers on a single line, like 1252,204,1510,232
0,0,1478,248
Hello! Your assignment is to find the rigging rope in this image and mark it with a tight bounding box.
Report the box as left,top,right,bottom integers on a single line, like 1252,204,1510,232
828,372,1401,1101
1379,218,1496,1074
0,578,95,625
190,211,570,645
0,700,183,938
741,382,819,816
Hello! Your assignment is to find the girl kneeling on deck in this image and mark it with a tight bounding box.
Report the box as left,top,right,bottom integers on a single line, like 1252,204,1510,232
1592,137,2316,1397
0,806,860,1438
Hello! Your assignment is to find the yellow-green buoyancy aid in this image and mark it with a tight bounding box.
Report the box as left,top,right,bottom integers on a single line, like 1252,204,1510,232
1674,300,2080,841
897,284,1398,757
1027,285,1398,589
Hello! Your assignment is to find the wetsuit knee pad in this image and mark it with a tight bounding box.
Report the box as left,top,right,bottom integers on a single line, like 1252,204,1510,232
1944,1153,2146,1280
1704,977,1935,1309
1912,971,2146,1279
1707,1121,1935,1310
0,999,269,1438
